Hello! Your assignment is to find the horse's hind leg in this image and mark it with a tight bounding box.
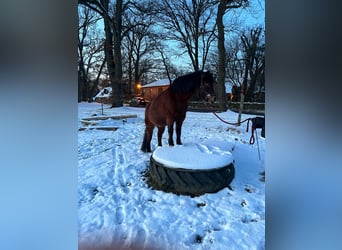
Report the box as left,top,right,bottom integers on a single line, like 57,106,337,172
141,125,154,152
175,120,183,145
167,123,174,146
157,126,165,147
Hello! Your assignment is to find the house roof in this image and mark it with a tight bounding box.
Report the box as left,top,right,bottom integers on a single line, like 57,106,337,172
94,87,112,98
142,79,172,88
142,79,239,93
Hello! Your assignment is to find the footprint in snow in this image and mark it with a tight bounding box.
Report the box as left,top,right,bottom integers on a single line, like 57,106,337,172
113,144,126,166
116,206,125,224
245,184,257,193
136,226,147,247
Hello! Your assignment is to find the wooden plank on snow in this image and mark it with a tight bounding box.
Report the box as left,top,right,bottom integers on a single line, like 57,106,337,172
82,114,137,121
78,126,119,131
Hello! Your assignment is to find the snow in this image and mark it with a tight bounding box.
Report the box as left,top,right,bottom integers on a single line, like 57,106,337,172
152,142,234,170
78,102,265,250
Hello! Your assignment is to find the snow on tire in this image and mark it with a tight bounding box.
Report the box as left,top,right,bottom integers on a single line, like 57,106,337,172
145,142,235,196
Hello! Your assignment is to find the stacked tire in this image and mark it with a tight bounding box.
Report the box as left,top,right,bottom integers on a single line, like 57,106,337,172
146,155,235,197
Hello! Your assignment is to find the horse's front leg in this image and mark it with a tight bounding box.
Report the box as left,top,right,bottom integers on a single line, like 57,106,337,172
175,119,184,145
167,123,174,146
157,126,165,147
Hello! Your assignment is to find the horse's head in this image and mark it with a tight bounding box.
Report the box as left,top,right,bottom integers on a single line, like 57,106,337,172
200,71,216,104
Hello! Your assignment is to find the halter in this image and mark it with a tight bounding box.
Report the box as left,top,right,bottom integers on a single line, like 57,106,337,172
200,71,215,104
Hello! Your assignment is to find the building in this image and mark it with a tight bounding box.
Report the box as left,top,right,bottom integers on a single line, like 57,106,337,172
141,79,172,101
94,87,112,104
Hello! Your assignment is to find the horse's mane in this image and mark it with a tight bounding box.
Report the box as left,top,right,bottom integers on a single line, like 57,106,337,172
169,71,203,93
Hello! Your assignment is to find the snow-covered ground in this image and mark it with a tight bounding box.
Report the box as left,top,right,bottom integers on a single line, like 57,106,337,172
78,102,265,250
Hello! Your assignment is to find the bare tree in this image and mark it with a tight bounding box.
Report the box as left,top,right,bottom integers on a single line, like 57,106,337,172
79,0,127,107
78,6,103,102
157,0,216,72
224,27,265,103
241,27,265,102
225,38,245,90
122,3,158,97
216,0,248,111
89,57,106,101
78,0,264,108
156,45,173,83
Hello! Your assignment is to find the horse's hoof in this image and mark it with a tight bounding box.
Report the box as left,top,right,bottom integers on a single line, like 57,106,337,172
141,147,151,153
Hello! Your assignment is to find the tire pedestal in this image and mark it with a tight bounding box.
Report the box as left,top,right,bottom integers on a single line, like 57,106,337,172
146,142,235,196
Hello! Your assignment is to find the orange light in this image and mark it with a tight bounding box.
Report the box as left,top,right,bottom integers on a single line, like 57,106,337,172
137,84,142,89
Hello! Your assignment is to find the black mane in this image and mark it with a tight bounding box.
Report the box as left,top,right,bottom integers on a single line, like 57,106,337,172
169,71,203,93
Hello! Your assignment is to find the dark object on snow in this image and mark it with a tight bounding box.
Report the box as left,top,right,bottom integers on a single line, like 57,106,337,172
130,96,146,107
195,234,204,243
141,71,216,153
146,155,235,197
250,116,265,139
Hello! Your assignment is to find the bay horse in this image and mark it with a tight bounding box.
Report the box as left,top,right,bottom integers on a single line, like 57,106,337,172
141,70,215,153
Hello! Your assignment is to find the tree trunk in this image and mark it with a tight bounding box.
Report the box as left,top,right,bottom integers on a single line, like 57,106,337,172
216,0,227,111
159,48,172,82
111,0,124,107
134,56,140,89
78,69,83,102
127,51,133,98
238,63,248,124
79,0,123,106
101,0,117,106
78,43,88,102
89,58,106,102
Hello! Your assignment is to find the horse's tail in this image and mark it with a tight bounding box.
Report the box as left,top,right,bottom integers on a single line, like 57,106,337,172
141,129,148,151
141,102,152,152
144,101,152,124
